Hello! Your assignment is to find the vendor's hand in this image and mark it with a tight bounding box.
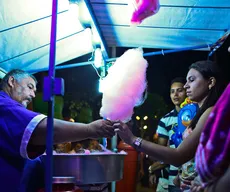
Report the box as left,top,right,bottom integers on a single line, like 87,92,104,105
88,119,115,138
113,121,136,145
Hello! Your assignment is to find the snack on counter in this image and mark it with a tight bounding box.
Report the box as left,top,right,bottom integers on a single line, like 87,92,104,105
55,142,72,153
54,139,104,154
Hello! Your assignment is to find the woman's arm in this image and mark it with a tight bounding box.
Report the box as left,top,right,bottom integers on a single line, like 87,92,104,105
116,107,213,167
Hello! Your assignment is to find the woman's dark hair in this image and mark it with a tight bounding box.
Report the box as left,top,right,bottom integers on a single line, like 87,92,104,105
189,60,226,129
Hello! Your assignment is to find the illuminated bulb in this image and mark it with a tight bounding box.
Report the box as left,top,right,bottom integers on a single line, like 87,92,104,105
143,125,148,129
98,78,105,93
154,115,158,119
94,48,103,68
136,116,140,120
143,116,148,120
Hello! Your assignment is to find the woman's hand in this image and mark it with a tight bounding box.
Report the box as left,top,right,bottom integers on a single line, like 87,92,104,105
113,121,136,145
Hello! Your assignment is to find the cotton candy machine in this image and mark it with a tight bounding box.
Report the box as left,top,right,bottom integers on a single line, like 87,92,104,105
41,151,126,185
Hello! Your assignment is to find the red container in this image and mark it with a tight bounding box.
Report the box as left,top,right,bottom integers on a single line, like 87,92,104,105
116,141,138,192
38,177,79,192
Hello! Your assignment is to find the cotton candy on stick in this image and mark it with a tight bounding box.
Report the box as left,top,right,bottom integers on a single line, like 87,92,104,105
100,48,148,122
130,0,160,24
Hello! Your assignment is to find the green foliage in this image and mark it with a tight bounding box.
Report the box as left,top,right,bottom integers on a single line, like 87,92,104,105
64,92,95,123
135,92,168,118
33,92,64,119
68,100,92,122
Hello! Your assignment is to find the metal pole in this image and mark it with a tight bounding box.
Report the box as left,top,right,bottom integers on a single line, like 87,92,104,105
110,46,117,192
110,46,118,154
46,0,58,191
29,44,211,74
106,44,211,62
143,44,211,57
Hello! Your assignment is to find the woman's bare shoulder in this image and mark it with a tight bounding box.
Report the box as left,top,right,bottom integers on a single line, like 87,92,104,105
196,107,214,131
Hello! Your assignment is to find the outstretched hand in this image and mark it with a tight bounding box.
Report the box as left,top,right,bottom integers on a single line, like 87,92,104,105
88,119,115,139
113,121,136,145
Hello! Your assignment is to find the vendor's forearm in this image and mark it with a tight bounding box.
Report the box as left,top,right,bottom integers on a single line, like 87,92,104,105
30,118,92,145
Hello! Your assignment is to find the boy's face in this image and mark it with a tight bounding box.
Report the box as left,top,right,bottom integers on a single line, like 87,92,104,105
170,82,186,107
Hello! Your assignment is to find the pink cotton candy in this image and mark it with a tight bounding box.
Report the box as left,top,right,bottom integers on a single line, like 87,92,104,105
100,48,148,122
130,0,160,24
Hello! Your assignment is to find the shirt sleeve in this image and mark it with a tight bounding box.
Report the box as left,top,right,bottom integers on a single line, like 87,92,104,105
156,118,169,139
4,103,46,159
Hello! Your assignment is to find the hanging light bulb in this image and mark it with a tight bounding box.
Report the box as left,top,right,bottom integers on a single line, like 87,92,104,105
94,48,103,68
98,78,105,93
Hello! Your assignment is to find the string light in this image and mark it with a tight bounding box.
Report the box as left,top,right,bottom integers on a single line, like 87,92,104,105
143,116,148,120
94,48,103,68
136,116,140,120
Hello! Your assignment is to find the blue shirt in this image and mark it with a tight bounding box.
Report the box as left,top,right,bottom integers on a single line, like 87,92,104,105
0,91,46,191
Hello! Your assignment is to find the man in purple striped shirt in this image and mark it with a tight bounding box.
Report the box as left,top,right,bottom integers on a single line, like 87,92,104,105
0,69,115,191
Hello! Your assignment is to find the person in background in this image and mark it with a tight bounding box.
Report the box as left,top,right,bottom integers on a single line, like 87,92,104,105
138,135,153,188
116,60,226,191
150,77,186,192
0,69,116,191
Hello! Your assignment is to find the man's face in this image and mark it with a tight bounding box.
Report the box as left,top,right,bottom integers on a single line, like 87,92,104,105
170,82,186,107
9,76,37,107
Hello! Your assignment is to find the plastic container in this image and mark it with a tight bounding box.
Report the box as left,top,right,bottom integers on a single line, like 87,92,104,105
52,177,76,192
116,141,138,192
38,177,76,192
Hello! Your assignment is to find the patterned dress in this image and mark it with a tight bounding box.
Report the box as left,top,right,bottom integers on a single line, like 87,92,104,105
195,83,230,187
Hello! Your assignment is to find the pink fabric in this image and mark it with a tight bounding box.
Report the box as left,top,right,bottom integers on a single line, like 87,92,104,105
131,0,160,24
195,83,230,186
